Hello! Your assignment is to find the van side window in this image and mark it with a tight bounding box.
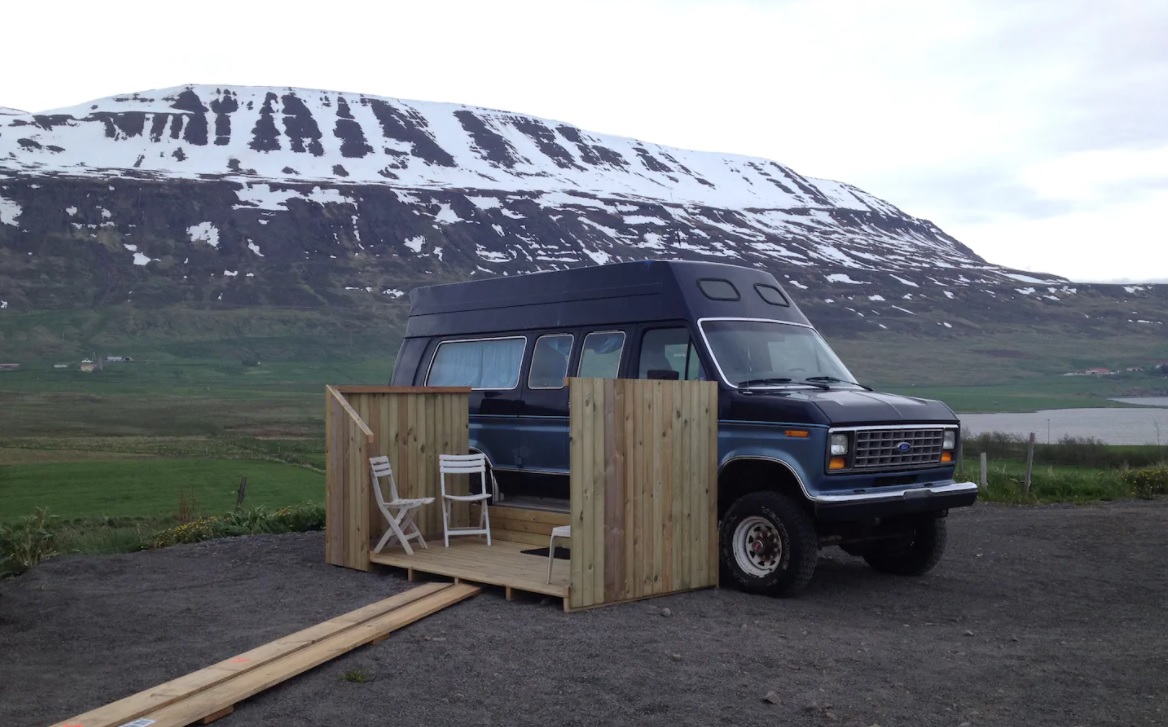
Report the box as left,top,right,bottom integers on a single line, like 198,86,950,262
578,331,625,379
528,334,573,389
639,328,706,381
427,336,526,389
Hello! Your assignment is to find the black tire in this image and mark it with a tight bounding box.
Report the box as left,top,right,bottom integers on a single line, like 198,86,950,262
863,517,947,576
719,491,818,597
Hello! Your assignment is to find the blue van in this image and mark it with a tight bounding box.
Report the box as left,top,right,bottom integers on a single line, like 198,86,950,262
391,260,977,595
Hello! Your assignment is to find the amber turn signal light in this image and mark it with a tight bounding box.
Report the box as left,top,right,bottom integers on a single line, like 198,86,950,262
941,452,953,463
828,456,847,470
784,429,810,438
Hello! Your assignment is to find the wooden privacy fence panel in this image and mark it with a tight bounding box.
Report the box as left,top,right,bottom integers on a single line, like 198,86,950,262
325,386,471,571
568,377,719,610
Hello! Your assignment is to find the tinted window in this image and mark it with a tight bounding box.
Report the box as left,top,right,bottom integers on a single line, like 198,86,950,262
639,328,706,381
427,337,526,389
578,331,625,379
528,334,573,389
698,278,739,301
755,284,789,307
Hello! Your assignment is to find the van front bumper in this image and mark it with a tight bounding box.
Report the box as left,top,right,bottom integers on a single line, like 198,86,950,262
812,481,978,521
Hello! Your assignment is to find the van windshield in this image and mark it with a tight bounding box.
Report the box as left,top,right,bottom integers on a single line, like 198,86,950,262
699,319,858,388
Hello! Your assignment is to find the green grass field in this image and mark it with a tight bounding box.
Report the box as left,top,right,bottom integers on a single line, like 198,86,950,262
1,458,324,521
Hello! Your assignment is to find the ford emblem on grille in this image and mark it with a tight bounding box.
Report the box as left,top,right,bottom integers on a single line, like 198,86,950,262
896,441,913,453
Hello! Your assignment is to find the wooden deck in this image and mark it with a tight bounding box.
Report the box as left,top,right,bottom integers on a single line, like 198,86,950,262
369,537,570,608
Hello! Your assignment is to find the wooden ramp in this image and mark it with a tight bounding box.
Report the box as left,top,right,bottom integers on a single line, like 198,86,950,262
48,582,479,727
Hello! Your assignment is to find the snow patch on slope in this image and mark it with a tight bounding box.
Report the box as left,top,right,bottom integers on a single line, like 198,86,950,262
187,221,220,248
235,184,350,210
0,196,21,226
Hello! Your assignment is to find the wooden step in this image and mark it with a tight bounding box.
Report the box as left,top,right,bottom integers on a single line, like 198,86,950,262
473,504,571,547
48,583,479,727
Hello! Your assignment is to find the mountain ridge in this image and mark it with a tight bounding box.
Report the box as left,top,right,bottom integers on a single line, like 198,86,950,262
2,84,1164,371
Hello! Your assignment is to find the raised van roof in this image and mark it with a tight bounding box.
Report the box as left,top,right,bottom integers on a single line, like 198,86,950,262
403,260,811,338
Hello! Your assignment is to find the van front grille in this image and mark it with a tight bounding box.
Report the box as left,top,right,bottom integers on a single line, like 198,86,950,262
853,428,945,470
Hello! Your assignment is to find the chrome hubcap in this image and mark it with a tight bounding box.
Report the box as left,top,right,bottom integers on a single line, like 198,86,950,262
733,516,782,577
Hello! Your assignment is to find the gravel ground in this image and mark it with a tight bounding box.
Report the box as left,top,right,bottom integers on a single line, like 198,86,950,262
2,500,1166,727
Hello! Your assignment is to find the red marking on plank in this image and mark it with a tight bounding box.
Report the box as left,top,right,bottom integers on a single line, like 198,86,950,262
230,657,249,663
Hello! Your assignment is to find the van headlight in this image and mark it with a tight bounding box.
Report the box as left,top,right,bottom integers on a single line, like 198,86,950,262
830,433,849,456
943,430,957,450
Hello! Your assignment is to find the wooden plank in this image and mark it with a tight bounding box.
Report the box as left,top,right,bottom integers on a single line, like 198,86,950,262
333,385,472,394
47,584,452,727
481,518,565,537
590,379,606,606
200,705,234,724
705,382,719,587
370,541,569,597
490,529,568,548
128,585,481,727
327,385,373,440
568,380,585,610
325,394,343,566
640,379,656,597
579,378,595,608
622,378,636,602
354,427,370,571
674,380,689,591
658,380,674,595
481,506,571,526
603,379,623,603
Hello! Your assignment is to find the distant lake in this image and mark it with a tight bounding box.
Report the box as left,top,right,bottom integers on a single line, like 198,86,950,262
959,398,1168,446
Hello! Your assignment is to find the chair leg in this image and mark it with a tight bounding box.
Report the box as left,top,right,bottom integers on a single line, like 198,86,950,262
390,511,415,556
546,534,555,584
482,501,492,546
374,527,394,554
442,500,450,548
401,510,427,550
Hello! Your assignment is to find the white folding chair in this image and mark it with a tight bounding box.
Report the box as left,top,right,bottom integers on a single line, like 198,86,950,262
369,456,434,556
547,524,571,583
438,453,493,547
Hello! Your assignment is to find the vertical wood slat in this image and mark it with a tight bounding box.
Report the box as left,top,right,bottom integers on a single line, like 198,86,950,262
325,387,470,571
568,382,586,608
640,380,655,594
568,378,719,610
602,381,624,601
706,383,719,587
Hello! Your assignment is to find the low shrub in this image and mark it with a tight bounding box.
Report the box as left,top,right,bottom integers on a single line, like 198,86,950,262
1122,466,1168,500
148,502,325,549
0,508,58,576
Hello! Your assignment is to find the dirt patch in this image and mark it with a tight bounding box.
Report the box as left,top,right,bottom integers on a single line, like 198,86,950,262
2,501,1166,727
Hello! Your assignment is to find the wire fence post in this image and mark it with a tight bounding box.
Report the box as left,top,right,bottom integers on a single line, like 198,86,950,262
1024,433,1036,496
979,452,988,491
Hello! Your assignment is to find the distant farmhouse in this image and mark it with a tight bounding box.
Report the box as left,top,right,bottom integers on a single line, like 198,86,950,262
104,356,134,363
79,359,98,372
0,363,20,371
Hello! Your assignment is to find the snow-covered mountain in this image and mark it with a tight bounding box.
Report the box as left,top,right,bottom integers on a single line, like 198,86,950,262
5,83,1162,344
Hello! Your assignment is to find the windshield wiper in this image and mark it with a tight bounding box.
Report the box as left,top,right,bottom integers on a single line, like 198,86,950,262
802,376,872,391
735,377,794,388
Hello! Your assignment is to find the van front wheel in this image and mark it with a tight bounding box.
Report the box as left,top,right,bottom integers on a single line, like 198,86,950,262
720,492,818,597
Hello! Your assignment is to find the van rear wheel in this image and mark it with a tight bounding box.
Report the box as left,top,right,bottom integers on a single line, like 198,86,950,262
720,491,818,597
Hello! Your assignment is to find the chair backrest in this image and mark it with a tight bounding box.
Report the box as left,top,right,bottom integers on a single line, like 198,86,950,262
369,455,402,504
438,453,488,497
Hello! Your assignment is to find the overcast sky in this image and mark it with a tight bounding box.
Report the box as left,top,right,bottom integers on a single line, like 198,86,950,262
5,0,1166,282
